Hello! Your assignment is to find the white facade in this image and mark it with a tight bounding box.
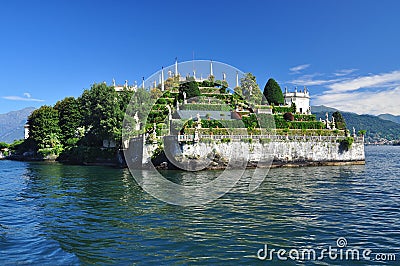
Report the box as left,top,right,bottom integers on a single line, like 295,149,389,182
24,124,29,139
283,87,311,114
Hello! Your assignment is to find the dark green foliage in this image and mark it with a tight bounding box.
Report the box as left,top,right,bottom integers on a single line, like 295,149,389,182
242,114,259,130
274,116,289,129
274,115,323,129
54,97,83,145
273,106,293,114
179,81,200,100
79,83,123,144
358,130,367,136
201,80,214,87
263,78,284,105
288,121,325,129
283,112,294,121
291,102,296,113
201,120,223,128
332,111,346,130
241,138,253,143
339,137,354,151
293,114,317,121
0,142,9,149
220,138,231,143
28,105,61,148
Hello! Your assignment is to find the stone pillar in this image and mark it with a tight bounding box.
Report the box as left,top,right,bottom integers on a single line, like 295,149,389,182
175,57,179,77
161,67,165,91
236,71,239,87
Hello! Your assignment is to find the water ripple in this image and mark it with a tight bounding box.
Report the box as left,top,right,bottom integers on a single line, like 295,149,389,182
0,146,399,264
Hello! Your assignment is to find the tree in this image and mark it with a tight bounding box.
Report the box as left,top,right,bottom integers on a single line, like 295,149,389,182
358,130,367,136
79,83,122,145
240,73,262,105
332,111,346,130
0,142,9,149
54,97,83,145
28,105,61,148
263,78,284,105
179,81,200,100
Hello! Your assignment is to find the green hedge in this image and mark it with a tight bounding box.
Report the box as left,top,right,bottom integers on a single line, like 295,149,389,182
288,121,325,129
181,104,231,111
272,106,295,114
293,114,317,121
274,116,289,129
156,98,175,105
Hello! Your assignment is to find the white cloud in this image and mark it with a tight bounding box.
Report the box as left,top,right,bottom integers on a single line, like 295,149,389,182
333,69,358,76
313,86,400,115
289,77,343,86
3,94,44,102
289,64,310,73
326,70,400,93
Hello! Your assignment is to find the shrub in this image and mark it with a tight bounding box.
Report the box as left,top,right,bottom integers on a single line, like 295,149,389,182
283,112,294,121
241,138,253,143
272,106,293,114
221,138,231,143
339,137,354,151
288,121,325,129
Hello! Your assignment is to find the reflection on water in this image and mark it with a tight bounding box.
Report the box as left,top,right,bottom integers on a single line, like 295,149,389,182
0,146,399,264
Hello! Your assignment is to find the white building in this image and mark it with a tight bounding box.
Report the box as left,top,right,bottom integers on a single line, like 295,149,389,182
24,123,29,139
283,87,311,114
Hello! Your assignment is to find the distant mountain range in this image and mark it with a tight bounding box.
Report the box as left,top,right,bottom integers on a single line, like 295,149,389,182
378,113,400,124
0,107,35,143
312,106,400,143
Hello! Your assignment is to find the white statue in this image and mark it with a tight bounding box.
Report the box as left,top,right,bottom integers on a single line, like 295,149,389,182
166,105,172,121
353,127,356,137
133,112,140,131
176,100,179,111
194,128,199,143
112,78,116,87
196,113,201,129
124,80,128,88
183,91,187,104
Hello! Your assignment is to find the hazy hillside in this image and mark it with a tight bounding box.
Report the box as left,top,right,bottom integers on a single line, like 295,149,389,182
378,113,400,124
0,107,35,143
312,106,400,143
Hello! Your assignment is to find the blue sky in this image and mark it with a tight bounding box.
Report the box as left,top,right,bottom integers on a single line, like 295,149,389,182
1,0,400,115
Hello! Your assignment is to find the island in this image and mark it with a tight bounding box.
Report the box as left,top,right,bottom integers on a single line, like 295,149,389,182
8,60,365,169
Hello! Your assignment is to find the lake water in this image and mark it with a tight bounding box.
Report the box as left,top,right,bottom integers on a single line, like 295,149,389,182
0,146,399,265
